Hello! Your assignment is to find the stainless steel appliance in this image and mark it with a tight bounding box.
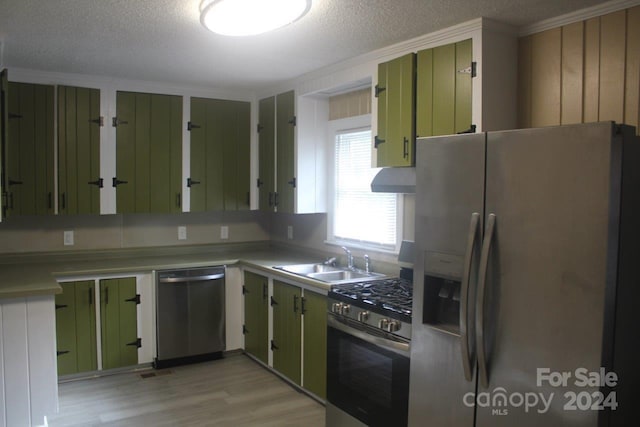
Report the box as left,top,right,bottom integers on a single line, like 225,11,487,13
409,122,639,426
155,266,226,368
326,272,413,427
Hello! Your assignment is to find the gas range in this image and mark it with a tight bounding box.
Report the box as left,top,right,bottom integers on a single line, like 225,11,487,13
327,272,413,341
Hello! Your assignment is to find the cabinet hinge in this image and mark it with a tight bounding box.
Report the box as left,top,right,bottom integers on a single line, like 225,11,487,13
257,123,264,133
288,116,296,127
457,124,477,134
458,62,477,78
187,178,201,187
271,340,279,351
242,285,248,295
374,135,386,148
112,177,128,187
8,113,22,119
88,178,104,188
187,121,201,131
270,296,278,306
55,304,68,310
257,178,264,188
125,294,141,304
242,325,248,335
112,117,129,127
89,116,104,127
126,338,142,348
374,85,386,98
287,177,296,188
56,350,70,356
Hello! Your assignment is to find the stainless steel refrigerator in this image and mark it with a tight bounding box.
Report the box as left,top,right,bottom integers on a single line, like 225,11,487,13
408,122,639,426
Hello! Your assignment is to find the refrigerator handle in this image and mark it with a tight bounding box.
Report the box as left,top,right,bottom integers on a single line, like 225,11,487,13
460,212,480,382
476,213,496,389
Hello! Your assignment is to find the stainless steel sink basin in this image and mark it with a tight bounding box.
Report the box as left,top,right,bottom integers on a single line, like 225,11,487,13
273,263,386,283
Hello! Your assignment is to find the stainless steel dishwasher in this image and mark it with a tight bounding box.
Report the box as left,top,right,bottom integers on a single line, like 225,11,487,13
154,266,225,368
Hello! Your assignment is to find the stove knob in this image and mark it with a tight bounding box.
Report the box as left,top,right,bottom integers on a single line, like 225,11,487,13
386,320,401,333
342,304,351,315
357,311,369,322
331,302,343,314
378,318,389,329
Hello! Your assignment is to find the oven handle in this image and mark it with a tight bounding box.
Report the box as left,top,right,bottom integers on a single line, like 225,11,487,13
159,273,224,283
328,315,410,356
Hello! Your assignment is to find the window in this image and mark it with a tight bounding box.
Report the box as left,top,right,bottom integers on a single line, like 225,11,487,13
330,126,398,251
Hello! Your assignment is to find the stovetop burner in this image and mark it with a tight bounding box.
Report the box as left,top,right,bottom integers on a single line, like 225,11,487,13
329,277,413,323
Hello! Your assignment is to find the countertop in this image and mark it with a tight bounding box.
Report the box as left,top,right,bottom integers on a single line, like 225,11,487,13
0,242,337,299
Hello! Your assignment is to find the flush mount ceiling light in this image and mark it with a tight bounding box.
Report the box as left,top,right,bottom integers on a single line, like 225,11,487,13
200,0,312,36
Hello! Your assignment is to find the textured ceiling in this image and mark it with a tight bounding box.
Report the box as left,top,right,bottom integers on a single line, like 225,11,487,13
0,0,613,91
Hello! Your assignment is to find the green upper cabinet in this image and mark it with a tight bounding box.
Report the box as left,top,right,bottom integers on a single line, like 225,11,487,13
0,69,7,221
258,91,296,213
58,85,101,215
189,97,250,212
375,53,416,167
115,91,182,214
5,82,54,216
272,280,302,385
417,38,473,137
243,271,269,365
100,277,139,370
257,96,276,212
276,91,296,213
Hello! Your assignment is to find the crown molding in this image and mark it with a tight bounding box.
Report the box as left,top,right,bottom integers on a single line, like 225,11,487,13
519,0,640,36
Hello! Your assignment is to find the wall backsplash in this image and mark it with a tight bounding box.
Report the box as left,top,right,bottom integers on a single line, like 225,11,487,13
0,211,271,254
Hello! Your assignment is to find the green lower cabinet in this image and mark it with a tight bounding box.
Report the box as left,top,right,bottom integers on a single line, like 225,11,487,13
243,271,269,364
55,281,97,376
272,280,302,385
302,290,327,399
100,277,139,370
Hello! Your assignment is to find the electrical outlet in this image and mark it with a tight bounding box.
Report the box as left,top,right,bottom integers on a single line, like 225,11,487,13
220,225,229,240
287,225,294,240
178,226,187,240
63,230,74,246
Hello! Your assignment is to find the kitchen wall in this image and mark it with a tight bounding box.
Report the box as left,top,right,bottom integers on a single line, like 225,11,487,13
0,211,270,254
518,5,640,134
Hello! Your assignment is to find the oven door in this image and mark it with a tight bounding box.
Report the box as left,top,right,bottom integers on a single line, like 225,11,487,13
327,314,410,427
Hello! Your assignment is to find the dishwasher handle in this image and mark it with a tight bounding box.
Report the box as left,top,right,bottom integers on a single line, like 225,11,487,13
159,273,225,283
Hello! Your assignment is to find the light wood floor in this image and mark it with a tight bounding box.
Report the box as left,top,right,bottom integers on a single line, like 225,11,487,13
47,354,326,427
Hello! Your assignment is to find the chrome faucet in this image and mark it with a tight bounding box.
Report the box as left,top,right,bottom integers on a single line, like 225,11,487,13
341,246,354,270
364,254,370,273
324,257,337,266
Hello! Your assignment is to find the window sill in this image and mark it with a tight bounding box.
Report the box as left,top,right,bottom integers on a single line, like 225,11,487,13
324,239,399,256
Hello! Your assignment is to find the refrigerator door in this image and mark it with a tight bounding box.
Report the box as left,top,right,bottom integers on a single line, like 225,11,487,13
476,122,620,426
409,133,486,426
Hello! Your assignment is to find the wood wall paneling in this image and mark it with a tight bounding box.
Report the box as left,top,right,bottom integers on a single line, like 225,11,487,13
599,10,626,124
517,36,532,128
583,17,601,123
530,28,562,127
561,22,584,125
328,88,371,121
625,6,640,131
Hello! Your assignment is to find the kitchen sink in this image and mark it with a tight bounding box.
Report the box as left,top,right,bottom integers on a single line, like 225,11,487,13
273,263,386,283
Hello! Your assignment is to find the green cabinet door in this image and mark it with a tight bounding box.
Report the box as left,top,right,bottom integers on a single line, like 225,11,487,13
55,281,97,376
58,86,101,215
302,290,327,399
272,280,302,384
190,98,251,212
376,53,415,167
243,271,269,364
258,97,275,212
417,39,473,137
1,69,7,220
6,82,54,216
100,277,138,370
115,92,182,214
276,91,295,213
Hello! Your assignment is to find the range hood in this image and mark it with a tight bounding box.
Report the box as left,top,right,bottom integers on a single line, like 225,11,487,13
370,167,415,193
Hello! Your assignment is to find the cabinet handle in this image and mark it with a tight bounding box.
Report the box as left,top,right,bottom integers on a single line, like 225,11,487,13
89,288,93,305
8,179,23,186
262,283,268,300
374,135,386,148
246,191,250,206
48,192,52,209
274,192,279,207
8,193,14,210
268,192,273,207
104,287,109,305
301,297,307,315
187,178,200,187
176,193,181,208
403,137,409,159
293,295,299,313
61,193,66,210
